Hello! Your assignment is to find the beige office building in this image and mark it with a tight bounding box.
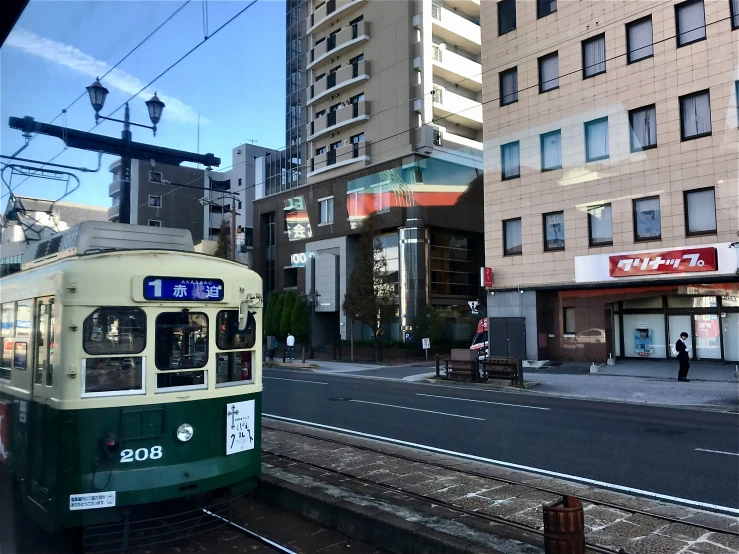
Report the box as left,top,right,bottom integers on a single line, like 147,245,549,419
481,0,739,363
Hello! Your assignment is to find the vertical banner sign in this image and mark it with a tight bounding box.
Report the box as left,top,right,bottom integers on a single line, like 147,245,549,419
480,267,494,288
225,400,255,455
0,402,10,463
284,196,313,241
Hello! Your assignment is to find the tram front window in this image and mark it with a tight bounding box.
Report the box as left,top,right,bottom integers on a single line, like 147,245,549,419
83,307,146,355
216,310,255,386
155,311,208,370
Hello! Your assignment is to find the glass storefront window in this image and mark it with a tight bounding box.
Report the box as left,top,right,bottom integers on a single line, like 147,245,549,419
721,296,739,308
623,297,663,309
622,313,666,358
667,296,718,308
722,313,739,362
694,314,721,359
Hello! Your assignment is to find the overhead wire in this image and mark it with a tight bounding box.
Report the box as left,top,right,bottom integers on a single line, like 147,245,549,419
5,0,258,197
136,12,735,213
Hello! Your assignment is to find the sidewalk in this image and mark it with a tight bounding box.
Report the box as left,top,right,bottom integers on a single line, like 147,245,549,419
532,358,739,382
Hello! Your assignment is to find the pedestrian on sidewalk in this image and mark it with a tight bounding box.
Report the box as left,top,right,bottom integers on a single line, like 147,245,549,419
286,332,295,362
375,327,384,362
675,332,691,382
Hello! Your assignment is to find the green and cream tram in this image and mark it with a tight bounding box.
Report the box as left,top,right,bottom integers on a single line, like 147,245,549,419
0,221,263,531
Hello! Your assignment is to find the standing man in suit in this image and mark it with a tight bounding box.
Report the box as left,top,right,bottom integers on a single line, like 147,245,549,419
676,332,691,382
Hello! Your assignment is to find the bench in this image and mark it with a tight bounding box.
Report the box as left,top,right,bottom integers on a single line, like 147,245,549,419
480,357,523,387
444,359,480,381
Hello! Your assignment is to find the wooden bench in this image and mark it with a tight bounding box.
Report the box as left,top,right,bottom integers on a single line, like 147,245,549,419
480,358,523,387
443,349,481,382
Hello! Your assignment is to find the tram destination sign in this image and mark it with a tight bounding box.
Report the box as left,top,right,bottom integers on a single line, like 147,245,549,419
143,277,224,301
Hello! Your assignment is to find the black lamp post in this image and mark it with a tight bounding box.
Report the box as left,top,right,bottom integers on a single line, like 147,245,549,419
86,77,165,224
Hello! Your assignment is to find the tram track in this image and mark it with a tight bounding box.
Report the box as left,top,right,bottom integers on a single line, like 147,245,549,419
263,422,739,554
201,508,299,553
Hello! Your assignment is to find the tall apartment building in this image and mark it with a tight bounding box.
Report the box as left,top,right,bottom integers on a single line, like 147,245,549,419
108,159,206,243
481,0,739,363
253,0,486,346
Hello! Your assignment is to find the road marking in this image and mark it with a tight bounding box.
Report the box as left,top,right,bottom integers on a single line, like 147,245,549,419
263,377,328,385
695,448,739,457
348,400,485,421
262,414,739,516
416,393,550,410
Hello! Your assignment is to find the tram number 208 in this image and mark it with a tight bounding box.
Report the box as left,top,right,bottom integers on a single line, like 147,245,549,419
120,446,163,463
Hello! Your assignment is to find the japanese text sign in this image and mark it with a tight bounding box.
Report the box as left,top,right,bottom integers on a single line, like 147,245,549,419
144,277,224,301
284,195,313,242
608,247,717,278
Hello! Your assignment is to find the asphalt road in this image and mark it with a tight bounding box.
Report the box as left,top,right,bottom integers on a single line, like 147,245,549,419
262,368,739,511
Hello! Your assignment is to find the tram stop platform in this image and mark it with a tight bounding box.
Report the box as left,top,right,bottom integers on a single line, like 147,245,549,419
259,419,739,554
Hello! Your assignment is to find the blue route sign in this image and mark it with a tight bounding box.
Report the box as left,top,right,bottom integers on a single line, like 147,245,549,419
143,277,224,301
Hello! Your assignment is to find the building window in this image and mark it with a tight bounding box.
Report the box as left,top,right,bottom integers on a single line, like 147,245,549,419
351,132,364,157
349,54,364,65
680,90,712,140
315,109,326,118
148,220,162,227
633,197,661,241
149,170,163,183
629,105,657,152
584,117,609,162
373,185,390,214
284,267,298,288
540,130,562,171
500,67,518,106
626,16,653,63
330,141,341,150
588,204,613,246
316,146,326,155
498,0,516,36
350,93,365,104
537,0,556,18
318,196,334,224
582,34,606,78
501,141,520,180
503,218,522,256
543,211,565,251
732,0,739,29
676,0,706,47
563,307,575,335
148,195,162,208
538,52,559,92
684,188,717,235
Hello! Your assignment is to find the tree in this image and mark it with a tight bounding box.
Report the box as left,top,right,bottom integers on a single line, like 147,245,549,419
272,293,286,340
280,290,297,339
214,221,232,260
342,216,391,339
264,292,280,337
414,305,446,344
291,298,310,344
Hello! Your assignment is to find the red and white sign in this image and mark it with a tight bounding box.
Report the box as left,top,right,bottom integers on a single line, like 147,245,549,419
0,402,9,463
608,247,717,278
480,267,494,288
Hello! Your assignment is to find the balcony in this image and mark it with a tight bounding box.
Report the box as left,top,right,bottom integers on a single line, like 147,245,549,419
107,203,120,222
309,21,369,70
431,4,481,55
432,86,482,128
310,100,369,140
308,60,369,105
443,0,481,18
413,125,482,164
108,178,122,197
308,0,367,35
431,45,482,92
309,141,369,177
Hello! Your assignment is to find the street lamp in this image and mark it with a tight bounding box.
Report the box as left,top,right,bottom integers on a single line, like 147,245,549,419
87,77,166,224
199,190,241,262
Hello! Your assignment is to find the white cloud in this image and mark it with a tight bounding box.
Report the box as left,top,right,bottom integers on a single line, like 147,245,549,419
5,28,206,125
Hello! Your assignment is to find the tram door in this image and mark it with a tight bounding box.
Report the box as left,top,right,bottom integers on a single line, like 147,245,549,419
29,297,56,506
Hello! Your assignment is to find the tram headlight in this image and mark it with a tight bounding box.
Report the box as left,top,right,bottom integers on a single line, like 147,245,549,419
176,423,194,442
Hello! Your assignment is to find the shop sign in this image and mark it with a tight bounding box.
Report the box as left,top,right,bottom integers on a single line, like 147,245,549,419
609,247,717,278
480,267,494,288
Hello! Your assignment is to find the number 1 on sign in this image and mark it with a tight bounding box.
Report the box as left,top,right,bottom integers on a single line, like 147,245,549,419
148,279,162,298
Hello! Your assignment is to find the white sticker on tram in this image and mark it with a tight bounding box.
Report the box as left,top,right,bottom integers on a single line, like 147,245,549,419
69,491,116,511
263,414,739,516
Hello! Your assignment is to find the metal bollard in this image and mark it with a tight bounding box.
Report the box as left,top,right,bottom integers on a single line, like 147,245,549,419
543,496,585,554
301,346,306,364
435,353,440,378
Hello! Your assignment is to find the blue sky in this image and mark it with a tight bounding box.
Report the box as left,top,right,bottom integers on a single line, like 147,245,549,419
1,0,286,207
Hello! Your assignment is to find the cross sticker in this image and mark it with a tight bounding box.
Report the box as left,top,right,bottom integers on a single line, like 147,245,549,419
228,405,239,429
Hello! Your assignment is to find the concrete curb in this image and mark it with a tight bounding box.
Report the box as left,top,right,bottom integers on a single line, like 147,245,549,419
256,471,543,554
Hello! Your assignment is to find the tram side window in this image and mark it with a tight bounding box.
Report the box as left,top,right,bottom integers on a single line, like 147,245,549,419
84,357,144,395
83,308,147,355
0,303,14,379
216,310,256,386
155,312,208,370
